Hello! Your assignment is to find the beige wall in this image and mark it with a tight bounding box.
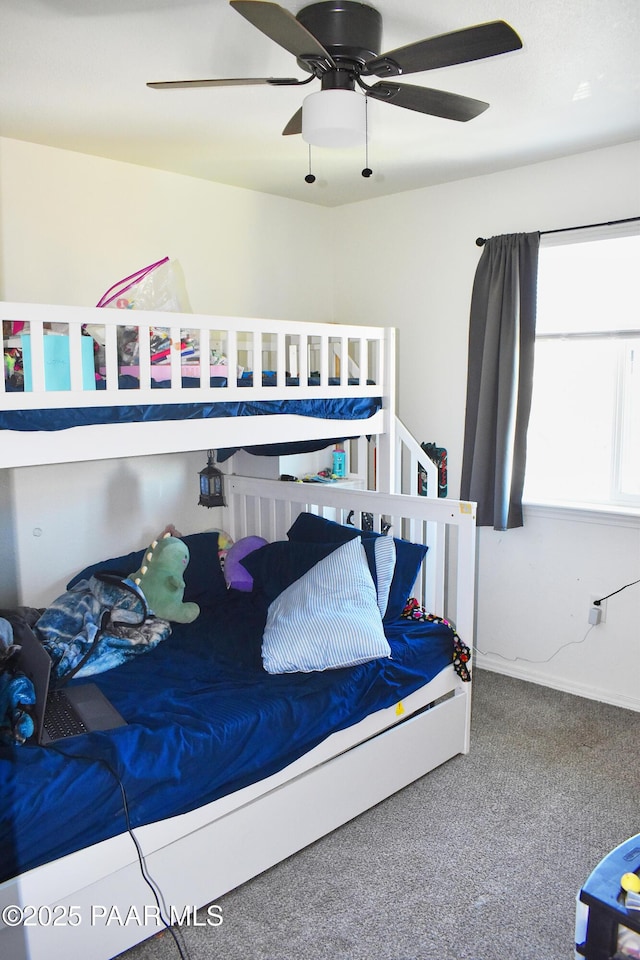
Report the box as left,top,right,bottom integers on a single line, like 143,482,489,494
0,137,334,321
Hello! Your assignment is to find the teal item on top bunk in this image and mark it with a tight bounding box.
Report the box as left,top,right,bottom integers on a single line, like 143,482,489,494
21,334,96,392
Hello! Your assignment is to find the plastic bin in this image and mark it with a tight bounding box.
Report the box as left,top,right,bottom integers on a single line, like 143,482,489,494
576,835,640,959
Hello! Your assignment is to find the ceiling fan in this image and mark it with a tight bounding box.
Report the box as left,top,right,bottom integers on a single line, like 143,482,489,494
147,1,522,143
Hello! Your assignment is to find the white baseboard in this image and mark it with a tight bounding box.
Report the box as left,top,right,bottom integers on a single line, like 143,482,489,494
475,656,640,713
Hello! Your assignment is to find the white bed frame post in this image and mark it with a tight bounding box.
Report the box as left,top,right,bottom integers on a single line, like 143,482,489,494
374,327,397,493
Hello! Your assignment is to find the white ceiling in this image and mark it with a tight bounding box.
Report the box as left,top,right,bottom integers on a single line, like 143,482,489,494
1,0,639,208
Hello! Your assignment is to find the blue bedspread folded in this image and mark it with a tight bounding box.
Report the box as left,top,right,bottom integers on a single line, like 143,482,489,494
0,596,453,883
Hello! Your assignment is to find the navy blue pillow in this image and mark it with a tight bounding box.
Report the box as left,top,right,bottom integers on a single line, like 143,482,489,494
240,540,341,604
67,550,143,590
67,532,227,608
286,512,427,621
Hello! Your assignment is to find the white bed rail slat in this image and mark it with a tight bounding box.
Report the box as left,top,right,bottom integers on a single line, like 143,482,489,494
318,335,328,386
68,324,85,392
137,316,152,385
276,332,287,388
27,319,46,393
358,336,368,382
338,335,347,386
226,327,238,392
169,322,182,387
251,330,264,395
298,332,308,385
104,323,119,392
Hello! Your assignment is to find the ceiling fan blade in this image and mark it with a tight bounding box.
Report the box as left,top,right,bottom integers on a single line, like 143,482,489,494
365,20,522,78
368,82,489,122
147,77,303,89
230,1,335,65
282,107,302,136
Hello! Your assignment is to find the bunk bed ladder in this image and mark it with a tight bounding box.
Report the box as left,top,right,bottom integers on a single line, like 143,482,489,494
369,416,446,617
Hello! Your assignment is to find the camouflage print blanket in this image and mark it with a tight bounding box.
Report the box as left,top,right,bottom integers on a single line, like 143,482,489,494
34,574,171,681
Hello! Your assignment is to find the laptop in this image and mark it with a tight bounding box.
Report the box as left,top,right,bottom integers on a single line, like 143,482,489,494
12,619,127,744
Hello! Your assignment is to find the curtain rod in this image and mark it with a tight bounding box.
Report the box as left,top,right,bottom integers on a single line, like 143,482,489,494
475,215,640,247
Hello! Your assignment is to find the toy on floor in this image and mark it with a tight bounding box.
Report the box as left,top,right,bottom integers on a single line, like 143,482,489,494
130,533,200,623
621,872,640,894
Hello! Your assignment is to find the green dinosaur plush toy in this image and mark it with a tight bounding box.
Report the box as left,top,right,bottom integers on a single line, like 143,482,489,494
130,534,200,624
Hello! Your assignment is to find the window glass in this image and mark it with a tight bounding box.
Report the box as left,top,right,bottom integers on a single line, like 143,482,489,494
524,228,640,507
619,345,640,497
536,235,639,335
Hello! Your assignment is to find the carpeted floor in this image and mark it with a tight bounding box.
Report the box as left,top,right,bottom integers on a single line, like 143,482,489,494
119,669,639,960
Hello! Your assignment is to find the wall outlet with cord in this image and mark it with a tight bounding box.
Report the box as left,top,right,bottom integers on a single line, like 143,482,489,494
589,595,608,625
588,605,602,626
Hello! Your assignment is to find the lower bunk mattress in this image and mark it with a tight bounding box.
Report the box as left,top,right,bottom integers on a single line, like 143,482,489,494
0,589,457,885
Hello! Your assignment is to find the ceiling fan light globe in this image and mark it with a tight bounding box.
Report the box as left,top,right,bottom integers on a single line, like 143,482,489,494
302,90,366,148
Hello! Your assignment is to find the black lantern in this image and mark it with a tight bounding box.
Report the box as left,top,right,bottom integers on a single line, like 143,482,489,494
198,450,225,508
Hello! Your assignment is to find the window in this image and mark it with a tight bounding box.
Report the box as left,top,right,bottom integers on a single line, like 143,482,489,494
523,223,640,509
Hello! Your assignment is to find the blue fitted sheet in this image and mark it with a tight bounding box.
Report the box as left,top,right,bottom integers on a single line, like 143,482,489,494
0,374,382,432
0,596,454,883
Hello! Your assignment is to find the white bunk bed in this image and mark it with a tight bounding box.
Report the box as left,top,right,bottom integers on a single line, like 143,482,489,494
0,303,391,475
0,303,476,960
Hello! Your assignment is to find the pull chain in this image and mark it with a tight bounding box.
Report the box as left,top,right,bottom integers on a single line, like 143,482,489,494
305,144,316,184
362,96,372,178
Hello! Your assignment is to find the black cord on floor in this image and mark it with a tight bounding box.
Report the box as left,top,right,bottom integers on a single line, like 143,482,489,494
44,744,191,960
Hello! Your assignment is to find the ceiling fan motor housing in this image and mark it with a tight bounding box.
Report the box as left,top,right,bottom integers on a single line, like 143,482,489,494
296,1,382,71
148,3,524,133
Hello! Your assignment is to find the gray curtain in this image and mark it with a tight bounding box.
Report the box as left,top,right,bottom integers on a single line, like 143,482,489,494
460,232,540,530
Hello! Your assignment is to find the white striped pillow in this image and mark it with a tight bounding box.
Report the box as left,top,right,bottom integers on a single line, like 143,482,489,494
373,535,396,618
261,536,391,674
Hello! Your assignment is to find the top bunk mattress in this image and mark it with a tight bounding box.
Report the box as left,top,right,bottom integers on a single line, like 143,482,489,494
0,377,381,433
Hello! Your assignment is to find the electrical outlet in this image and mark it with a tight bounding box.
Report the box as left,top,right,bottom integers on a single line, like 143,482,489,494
588,605,602,626
590,595,607,623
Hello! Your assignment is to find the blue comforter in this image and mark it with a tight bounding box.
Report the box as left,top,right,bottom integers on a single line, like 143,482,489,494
0,596,453,883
